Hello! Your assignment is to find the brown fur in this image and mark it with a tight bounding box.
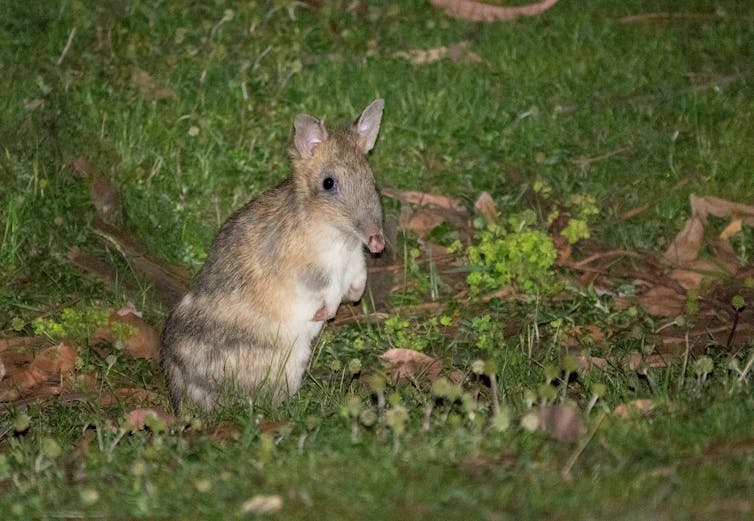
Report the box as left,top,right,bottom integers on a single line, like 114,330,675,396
161,100,385,412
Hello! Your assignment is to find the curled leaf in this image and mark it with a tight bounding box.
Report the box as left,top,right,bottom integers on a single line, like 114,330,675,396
92,310,159,360
379,348,442,383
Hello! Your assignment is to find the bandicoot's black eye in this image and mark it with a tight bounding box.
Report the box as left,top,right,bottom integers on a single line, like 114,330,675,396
322,176,336,191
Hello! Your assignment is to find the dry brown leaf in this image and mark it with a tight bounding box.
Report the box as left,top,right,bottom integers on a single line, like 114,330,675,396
92,308,160,360
131,68,176,100
612,399,654,418
665,194,754,266
474,191,499,226
627,352,675,371
665,214,705,265
99,388,162,407
0,343,77,401
431,0,559,22
577,355,609,372
566,325,606,349
720,218,743,240
0,336,47,352
124,407,175,431
669,258,731,291
379,348,443,383
552,234,571,264
398,207,446,238
638,286,685,317
0,344,36,375
90,175,122,224
691,195,754,225
381,188,466,214
537,405,585,443
393,41,481,65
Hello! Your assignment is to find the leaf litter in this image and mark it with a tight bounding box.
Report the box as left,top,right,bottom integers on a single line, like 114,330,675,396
5,153,753,446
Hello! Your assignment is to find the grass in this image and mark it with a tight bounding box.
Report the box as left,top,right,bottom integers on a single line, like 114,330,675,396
2,0,754,519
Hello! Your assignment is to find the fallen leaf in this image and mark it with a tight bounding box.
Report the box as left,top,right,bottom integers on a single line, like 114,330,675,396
552,234,571,264
99,388,162,407
259,419,294,436
627,352,675,371
665,214,705,265
431,0,560,22
474,191,499,226
381,188,466,215
576,355,609,372
612,399,654,418
90,174,122,224
691,195,754,226
92,310,160,360
669,259,732,291
665,194,754,266
124,407,174,432
0,343,77,401
240,495,283,515
0,336,47,352
117,301,143,318
638,286,685,317
720,218,743,240
536,405,585,443
398,207,446,238
379,348,443,383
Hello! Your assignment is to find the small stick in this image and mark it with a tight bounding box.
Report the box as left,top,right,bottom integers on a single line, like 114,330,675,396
561,412,605,480
570,249,644,268
57,27,77,66
725,307,741,349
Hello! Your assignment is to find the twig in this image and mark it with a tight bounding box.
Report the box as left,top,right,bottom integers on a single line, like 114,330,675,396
570,146,631,170
570,249,644,269
726,307,741,349
56,27,77,66
561,411,605,480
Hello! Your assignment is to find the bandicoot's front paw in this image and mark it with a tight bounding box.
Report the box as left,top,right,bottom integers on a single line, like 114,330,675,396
311,303,337,322
346,280,366,302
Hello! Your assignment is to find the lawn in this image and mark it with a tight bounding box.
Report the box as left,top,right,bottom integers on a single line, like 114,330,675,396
2,1,754,519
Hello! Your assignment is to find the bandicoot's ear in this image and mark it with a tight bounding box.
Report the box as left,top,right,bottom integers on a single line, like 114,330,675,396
353,99,384,153
293,114,328,159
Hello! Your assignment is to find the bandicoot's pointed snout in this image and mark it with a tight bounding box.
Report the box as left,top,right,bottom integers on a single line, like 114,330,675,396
368,233,385,254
